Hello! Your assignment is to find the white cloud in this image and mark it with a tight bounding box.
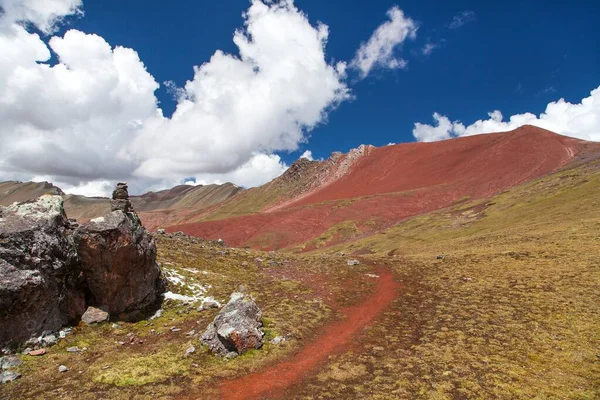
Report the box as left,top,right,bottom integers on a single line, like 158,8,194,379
413,85,600,142
192,153,288,189
0,0,83,34
447,11,475,30
0,0,349,195
62,180,113,197
128,0,349,180
350,6,417,79
421,42,438,56
300,150,314,161
0,25,159,182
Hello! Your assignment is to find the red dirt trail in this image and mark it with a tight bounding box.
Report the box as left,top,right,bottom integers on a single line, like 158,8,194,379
218,267,400,400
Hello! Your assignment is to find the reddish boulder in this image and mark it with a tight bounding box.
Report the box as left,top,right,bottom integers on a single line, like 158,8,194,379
74,208,165,320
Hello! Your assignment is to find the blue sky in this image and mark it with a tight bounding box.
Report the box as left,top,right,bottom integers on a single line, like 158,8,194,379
68,0,600,164
0,0,598,195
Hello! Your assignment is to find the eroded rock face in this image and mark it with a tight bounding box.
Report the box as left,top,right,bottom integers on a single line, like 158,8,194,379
201,292,264,357
74,208,165,320
0,196,85,347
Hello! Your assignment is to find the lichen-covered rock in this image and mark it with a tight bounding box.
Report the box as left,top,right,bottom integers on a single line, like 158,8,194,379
0,196,85,347
73,210,165,320
201,292,264,357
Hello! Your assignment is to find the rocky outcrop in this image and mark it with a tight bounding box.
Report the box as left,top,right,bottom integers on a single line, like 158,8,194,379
201,292,264,358
0,196,86,347
0,184,165,348
73,184,165,320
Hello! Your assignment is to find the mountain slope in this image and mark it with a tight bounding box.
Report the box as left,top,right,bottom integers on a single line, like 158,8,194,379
0,181,64,206
0,182,243,223
166,126,600,250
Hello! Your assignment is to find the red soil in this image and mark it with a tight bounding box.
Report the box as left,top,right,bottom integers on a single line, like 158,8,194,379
167,126,600,250
219,267,399,400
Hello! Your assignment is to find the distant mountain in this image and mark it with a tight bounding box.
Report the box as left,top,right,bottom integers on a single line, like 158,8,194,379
0,181,243,224
163,125,600,250
0,181,65,206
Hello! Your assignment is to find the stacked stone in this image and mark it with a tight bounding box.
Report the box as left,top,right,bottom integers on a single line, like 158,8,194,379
111,182,133,213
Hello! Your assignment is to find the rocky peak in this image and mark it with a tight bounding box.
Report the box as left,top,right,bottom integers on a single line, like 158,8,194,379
281,158,316,182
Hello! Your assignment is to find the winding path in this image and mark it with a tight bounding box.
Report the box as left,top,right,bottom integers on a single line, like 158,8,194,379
219,267,399,400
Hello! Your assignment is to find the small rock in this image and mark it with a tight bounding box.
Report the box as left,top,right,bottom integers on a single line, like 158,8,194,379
58,365,68,373
462,276,473,282
198,300,220,311
225,352,238,360
40,334,58,346
28,349,46,356
0,370,21,384
255,257,264,263
185,345,196,357
81,307,109,325
102,365,110,370
22,348,32,355
111,323,120,329
241,261,249,267
185,330,196,337
347,259,360,266
1,356,23,370
270,336,286,345
437,255,446,260
157,229,166,235
66,347,80,353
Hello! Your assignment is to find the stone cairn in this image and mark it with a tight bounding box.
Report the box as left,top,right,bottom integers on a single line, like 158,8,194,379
111,182,133,213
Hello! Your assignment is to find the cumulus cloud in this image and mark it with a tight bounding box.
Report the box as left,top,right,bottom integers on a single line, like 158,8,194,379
413,85,600,142
350,6,417,78
0,0,83,34
128,0,349,180
447,11,475,29
192,153,289,189
0,26,159,183
0,0,349,195
300,150,314,161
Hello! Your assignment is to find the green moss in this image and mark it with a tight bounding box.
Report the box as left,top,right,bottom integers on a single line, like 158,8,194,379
91,345,190,386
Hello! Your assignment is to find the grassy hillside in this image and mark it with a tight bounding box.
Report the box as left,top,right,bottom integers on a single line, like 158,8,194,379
293,157,600,399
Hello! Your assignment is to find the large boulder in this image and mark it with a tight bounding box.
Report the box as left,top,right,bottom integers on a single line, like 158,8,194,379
201,292,264,357
73,209,165,320
0,184,166,348
0,196,85,347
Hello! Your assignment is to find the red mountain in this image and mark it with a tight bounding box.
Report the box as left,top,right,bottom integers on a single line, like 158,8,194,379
165,126,600,250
